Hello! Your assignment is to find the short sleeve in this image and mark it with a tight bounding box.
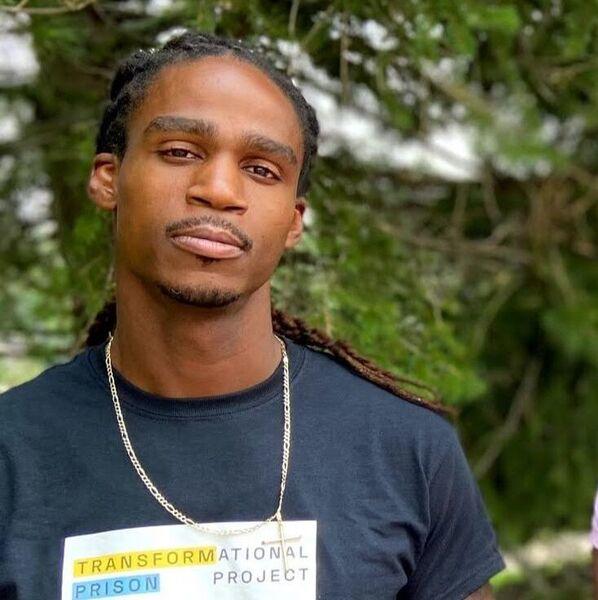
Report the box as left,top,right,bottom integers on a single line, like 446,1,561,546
399,427,505,600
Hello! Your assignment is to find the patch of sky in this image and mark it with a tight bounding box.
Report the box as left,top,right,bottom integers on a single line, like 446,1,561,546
342,50,363,65
362,57,378,76
531,9,543,22
429,24,444,40
329,15,399,51
30,219,58,239
275,40,480,180
386,66,428,101
0,97,33,143
301,82,479,181
451,104,468,120
146,0,176,16
0,112,18,142
156,26,189,45
421,56,471,83
557,116,585,155
0,14,39,86
15,187,53,225
427,103,443,120
483,111,576,179
277,40,340,93
352,84,380,114
360,19,399,51
392,11,405,25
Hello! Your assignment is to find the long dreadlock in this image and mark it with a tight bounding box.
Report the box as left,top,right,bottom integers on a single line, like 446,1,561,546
82,31,448,416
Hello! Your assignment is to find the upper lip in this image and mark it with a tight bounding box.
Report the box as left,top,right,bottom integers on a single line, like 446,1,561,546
169,226,244,249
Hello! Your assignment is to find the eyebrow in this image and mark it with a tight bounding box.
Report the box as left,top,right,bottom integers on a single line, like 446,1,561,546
241,132,298,166
143,115,298,166
143,115,217,138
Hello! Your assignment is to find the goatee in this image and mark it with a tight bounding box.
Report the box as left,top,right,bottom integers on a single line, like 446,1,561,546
156,283,241,308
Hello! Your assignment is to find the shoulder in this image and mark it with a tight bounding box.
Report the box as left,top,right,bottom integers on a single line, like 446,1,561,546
300,342,453,428
299,343,460,472
0,347,98,427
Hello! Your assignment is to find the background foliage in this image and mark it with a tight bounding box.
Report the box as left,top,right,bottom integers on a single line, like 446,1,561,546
0,0,596,573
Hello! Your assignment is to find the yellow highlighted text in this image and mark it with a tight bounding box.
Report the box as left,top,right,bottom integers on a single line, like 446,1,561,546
73,546,217,577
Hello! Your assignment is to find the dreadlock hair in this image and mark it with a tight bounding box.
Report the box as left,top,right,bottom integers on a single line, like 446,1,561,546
84,30,448,416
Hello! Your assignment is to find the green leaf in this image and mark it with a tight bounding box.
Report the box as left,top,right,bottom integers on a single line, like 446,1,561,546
465,5,521,35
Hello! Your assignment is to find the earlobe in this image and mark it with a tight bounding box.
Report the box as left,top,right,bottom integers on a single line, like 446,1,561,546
87,153,119,211
284,196,307,249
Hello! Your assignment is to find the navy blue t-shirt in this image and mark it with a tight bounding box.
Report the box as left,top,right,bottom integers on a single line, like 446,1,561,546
0,336,504,599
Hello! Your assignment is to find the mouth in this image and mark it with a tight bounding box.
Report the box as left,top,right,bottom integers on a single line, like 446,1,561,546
169,226,246,260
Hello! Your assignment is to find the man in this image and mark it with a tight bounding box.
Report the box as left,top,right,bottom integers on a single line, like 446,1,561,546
0,32,504,599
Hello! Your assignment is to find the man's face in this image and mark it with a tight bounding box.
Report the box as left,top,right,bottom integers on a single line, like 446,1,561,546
89,55,306,308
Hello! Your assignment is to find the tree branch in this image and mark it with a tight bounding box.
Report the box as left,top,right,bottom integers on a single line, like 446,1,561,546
339,13,350,104
474,357,541,478
288,0,300,37
376,220,532,266
0,0,95,15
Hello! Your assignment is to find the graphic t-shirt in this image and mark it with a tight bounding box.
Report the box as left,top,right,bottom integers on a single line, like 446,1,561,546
0,336,505,599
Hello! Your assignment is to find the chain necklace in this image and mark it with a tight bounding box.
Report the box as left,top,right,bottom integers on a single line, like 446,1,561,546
104,332,292,538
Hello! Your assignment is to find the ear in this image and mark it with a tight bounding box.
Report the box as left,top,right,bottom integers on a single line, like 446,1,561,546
284,196,307,249
87,153,119,211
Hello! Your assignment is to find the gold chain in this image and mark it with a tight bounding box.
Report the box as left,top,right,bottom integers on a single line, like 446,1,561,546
104,332,291,536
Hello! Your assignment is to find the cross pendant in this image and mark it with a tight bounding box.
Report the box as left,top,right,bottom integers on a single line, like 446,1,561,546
261,511,301,574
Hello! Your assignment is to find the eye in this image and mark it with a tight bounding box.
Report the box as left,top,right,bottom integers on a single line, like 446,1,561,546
159,148,200,160
245,165,280,180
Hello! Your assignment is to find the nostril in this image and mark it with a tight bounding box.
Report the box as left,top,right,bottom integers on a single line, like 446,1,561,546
186,191,248,214
187,195,212,207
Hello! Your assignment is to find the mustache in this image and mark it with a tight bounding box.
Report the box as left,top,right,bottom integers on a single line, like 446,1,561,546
165,215,253,251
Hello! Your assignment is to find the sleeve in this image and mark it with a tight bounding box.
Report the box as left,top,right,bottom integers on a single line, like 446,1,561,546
399,426,505,600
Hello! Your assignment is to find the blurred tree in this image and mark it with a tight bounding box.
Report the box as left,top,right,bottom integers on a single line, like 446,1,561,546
0,0,596,544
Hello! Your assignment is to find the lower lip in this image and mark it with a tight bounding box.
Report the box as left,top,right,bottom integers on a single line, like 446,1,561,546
170,235,244,259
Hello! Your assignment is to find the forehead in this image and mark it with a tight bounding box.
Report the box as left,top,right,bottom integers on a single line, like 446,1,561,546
127,55,303,156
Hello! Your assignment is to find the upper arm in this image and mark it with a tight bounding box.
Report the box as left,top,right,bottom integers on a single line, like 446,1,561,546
399,425,505,599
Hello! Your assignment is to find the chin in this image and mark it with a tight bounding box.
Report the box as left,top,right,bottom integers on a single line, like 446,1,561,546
156,282,242,308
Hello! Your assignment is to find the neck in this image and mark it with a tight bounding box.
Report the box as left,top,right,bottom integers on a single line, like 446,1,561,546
109,277,281,399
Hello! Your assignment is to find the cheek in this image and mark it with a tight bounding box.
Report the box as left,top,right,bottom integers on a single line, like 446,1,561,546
251,205,295,250
114,175,168,259
120,150,187,203
119,158,181,219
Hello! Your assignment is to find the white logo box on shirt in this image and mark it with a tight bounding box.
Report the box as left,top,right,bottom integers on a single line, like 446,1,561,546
61,520,317,600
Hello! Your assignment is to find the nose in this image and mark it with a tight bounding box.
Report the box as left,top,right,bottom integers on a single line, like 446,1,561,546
185,155,248,214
